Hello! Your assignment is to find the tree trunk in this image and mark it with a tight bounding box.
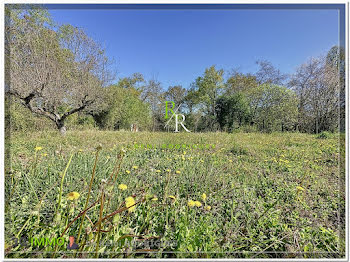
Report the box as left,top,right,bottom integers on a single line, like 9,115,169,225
56,120,66,135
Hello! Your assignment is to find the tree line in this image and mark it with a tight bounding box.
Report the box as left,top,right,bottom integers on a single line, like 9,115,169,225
5,6,345,134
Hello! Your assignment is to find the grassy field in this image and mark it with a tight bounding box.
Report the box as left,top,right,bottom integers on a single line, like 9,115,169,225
4,130,345,258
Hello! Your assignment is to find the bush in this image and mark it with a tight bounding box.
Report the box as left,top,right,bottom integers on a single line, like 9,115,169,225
317,131,332,139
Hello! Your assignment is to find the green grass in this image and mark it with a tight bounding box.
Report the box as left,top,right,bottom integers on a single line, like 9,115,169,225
5,130,345,258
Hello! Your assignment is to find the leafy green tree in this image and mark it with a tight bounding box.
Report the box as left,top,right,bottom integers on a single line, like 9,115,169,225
216,92,251,132
225,71,258,94
248,84,298,132
190,65,225,130
94,75,152,130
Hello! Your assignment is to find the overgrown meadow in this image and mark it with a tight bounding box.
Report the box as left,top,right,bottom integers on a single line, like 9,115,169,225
5,130,345,258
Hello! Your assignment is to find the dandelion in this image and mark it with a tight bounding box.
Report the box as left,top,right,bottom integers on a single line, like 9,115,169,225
168,195,176,201
228,159,233,163
201,193,207,201
194,201,202,207
166,169,171,172
152,197,158,201
156,170,161,173
35,146,43,151
188,200,195,207
132,166,138,169
78,149,83,152
205,205,211,211
41,153,47,157
118,184,128,191
126,170,131,174
125,196,136,212
67,192,80,201
175,170,181,174
296,186,305,191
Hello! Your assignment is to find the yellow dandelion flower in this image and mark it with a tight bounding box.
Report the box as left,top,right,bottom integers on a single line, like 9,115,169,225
118,184,128,191
156,170,161,173
166,169,171,172
175,170,181,174
151,197,158,201
35,146,43,151
228,159,233,163
202,193,207,201
168,195,176,201
78,149,83,152
132,166,138,169
125,196,136,212
67,192,80,201
296,186,305,191
205,205,211,211
126,170,131,174
41,153,48,157
194,201,202,207
188,200,195,207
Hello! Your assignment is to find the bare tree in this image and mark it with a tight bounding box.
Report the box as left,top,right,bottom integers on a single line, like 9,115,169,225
255,60,287,85
289,56,339,133
5,6,113,134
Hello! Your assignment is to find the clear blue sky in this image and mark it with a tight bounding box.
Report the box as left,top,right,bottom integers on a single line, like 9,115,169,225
47,5,339,89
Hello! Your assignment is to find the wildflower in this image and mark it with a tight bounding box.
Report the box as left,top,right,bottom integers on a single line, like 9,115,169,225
125,196,136,212
194,201,202,207
228,159,233,163
35,146,43,151
205,205,211,211
125,170,131,174
156,170,161,173
188,200,195,207
132,166,138,169
118,184,128,191
201,193,207,201
67,192,80,201
41,153,47,157
175,170,181,174
152,197,158,201
78,149,83,152
166,169,171,172
296,186,305,191
168,195,176,201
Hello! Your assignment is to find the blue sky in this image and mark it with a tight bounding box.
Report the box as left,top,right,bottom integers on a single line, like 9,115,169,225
47,5,339,89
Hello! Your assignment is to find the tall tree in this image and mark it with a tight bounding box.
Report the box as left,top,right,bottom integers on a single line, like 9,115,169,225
165,85,187,108
191,65,225,130
248,84,298,132
255,60,287,85
289,55,340,133
5,6,113,134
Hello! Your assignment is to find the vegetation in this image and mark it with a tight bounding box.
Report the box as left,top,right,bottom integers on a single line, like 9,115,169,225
5,131,345,258
5,6,345,135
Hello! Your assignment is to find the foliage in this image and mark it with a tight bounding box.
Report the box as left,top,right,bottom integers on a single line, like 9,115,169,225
248,84,298,132
5,5,113,134
215,92,251,132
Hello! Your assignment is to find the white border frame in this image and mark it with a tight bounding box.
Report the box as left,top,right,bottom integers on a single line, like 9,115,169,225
0,1,348,261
